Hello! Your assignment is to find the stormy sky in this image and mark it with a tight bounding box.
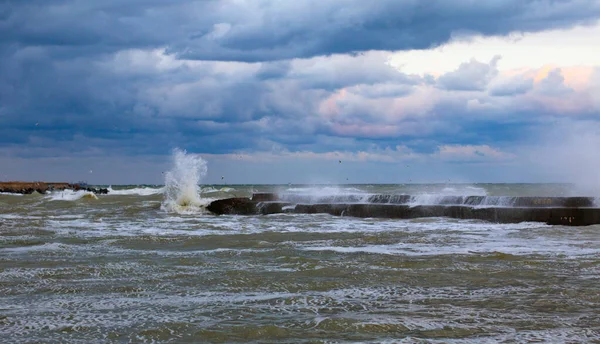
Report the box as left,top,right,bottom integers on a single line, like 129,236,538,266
2,0,600,185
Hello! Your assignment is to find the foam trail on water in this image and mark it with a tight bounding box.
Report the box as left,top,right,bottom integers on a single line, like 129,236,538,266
161,148,211,213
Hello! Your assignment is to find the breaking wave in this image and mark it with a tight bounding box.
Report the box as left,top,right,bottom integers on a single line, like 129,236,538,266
161,148,213,214
47,190,98,201
274,185,494,205
0,192,24,196
202,187,236,194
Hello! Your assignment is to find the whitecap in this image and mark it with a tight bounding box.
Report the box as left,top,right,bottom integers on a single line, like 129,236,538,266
47,190,98,201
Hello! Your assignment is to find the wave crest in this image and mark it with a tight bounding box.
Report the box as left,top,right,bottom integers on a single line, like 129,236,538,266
107,186,164,196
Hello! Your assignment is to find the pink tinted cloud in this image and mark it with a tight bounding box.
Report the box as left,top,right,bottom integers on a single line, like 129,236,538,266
526,66,598,115
318,88,347,118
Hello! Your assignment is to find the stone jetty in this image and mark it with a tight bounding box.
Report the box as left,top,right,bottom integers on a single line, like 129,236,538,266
207,193,600,226
0,182,108,195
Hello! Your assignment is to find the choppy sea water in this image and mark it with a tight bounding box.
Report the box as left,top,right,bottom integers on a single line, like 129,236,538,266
1,183,600,343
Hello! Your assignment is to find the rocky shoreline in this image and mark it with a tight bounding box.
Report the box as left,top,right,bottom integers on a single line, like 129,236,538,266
0,182,109,195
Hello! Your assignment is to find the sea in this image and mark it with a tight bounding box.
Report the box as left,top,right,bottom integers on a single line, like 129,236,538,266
1,152,599,343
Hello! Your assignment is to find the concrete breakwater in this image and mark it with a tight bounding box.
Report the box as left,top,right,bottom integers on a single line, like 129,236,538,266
207,193,600,226
250,193,597,207
0,182,109,195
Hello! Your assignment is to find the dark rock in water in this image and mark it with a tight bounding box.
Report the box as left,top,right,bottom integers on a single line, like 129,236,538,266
206,198,258,215
72,184,109,194
86,187,108,194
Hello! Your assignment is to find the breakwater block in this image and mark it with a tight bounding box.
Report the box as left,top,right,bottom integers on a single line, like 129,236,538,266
251,193,279,202
207,197,262,215
206,194,600,226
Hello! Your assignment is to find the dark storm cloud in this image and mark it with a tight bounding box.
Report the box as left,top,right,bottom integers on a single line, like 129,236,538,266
256,61,292,80
174,0,600,62
2,0,600,62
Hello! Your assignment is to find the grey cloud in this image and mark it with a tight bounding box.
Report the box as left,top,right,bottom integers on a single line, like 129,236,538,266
349,84,414,99
289,52,422,91
437,56,501,91
489,76,534,96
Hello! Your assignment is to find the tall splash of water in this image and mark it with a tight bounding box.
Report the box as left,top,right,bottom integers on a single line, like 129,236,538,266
161,149,209,213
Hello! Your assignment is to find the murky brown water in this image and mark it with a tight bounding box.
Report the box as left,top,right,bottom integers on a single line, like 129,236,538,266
1,185,599,343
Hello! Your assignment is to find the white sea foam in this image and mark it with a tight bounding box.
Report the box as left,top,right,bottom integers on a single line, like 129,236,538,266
0,242,68,254
299,220,600,258
0,214,40,219
107,186,164,196
161,148,212,214
0,192,24,196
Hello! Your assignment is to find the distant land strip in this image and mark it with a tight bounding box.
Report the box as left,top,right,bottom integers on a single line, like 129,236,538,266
0,182,108,195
